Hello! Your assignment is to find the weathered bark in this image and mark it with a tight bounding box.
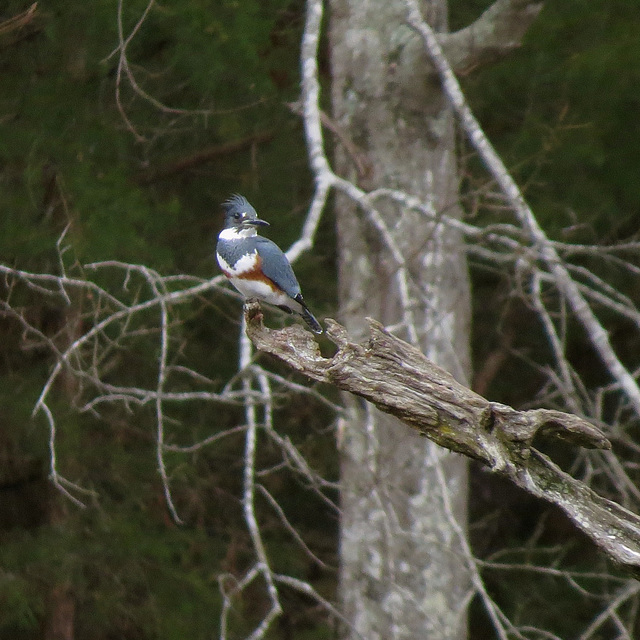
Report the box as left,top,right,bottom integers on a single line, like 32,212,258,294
245,302,640,578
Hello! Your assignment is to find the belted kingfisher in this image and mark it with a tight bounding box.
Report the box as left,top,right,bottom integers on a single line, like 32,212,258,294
216,194,323,334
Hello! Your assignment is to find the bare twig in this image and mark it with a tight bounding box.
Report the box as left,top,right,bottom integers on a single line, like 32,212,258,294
0,2,38,37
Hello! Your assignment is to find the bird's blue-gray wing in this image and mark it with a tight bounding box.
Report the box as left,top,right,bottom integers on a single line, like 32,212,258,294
254,237,301,298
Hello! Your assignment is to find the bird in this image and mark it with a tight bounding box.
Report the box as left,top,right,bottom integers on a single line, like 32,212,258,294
216,194,323,334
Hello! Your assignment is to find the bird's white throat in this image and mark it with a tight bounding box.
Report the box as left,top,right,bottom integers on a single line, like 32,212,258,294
219,226,258,240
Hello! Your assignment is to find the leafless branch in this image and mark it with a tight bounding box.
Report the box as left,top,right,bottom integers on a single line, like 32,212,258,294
135,131,276,184
0,2,39,42
442,0,544,74
245,301,640,578
404,0,640,417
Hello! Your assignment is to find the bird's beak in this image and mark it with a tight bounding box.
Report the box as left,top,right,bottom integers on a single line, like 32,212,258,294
246,218,270,227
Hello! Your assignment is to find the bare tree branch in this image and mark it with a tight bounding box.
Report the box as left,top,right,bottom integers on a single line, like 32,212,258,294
442,0,544,74
0,2,39,43
383,0,543,105
135,131,275,185
244,300,640,578
404,0,640,418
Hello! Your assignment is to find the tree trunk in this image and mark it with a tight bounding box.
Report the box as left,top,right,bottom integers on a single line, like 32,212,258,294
44,583,74,640
329,1,472,637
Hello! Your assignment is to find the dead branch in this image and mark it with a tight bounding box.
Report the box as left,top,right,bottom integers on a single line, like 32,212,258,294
442,0,544,75
244,300,640,578
405,0,640,417
135,130,275,184
391,0,542,86
0,3,38,37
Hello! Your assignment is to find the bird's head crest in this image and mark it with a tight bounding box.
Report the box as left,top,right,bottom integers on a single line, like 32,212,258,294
221,194,268,230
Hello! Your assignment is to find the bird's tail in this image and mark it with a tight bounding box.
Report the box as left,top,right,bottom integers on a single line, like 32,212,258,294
292,293,323,334
300,306,323,334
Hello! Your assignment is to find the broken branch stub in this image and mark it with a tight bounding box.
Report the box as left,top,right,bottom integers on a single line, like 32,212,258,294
244,300,640,577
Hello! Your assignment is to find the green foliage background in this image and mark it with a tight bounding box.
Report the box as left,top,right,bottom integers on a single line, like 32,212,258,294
0,0,639,638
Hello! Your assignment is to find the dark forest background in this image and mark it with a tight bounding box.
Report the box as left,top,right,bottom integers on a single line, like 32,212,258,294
1,0,639,638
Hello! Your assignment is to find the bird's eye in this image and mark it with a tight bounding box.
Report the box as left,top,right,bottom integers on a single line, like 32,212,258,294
233,212,242,220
